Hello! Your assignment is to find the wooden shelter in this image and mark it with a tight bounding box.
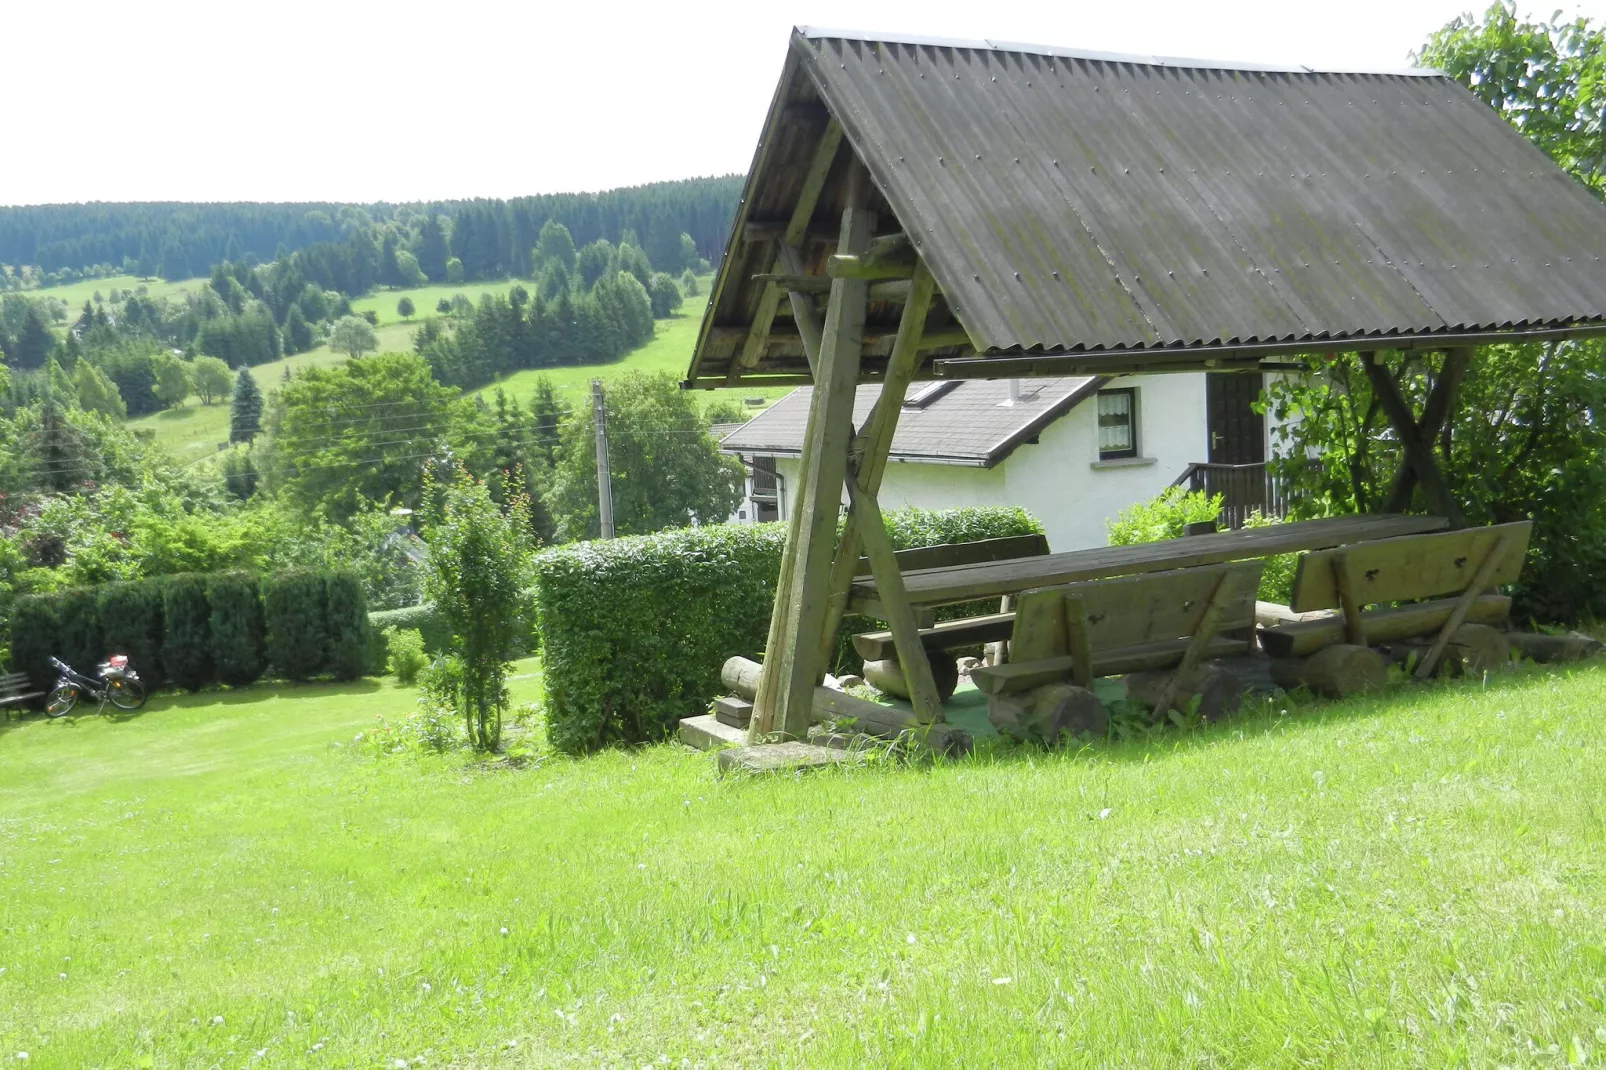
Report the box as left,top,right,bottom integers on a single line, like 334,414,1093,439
686,28,1606,740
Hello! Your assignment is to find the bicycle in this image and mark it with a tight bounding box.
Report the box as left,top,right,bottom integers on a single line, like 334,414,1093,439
45,655,146,717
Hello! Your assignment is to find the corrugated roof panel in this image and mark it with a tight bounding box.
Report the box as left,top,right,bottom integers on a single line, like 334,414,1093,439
796,32,1606,353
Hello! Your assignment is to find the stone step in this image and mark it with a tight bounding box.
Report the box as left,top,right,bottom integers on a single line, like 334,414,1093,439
678,714,746,751
716,741,855,774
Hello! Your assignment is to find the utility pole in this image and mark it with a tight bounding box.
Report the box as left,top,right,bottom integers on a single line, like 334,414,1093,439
591,378,615,538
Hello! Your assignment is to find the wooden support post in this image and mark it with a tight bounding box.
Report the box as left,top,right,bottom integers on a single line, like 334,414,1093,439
725,120,842,386
1064,596,1094,689
1415,532,1516,679
1384,348,1471,513
1361,351,1467,527
775,242,823,373
1150,570,1240,718
766,164,874,740
814,262,937,671
846,479,946,722
1331,552,1367,645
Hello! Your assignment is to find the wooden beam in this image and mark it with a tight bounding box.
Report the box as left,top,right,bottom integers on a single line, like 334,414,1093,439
828,235,918,280
1361,352,1467,527
1149,569,1241,718
765,164,874,740
774,242,823,374
785,120,844,249
1383,347,1472,513
743,219,841,244
725,121,844,388
708,326,968,351
754,274,915,303
846,479,946,723
815,262,937,671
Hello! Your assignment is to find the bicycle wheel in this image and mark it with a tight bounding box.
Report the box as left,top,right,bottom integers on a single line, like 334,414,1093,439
108,676,146,711
45,684,79,718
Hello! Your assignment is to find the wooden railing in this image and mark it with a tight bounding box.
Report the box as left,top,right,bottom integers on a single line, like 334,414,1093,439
1171,462,1289,529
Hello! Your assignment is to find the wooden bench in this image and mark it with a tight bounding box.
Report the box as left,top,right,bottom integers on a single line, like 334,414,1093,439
0,671,46,715
972,560,1264,717
851,533,1050,659
1258,520,1531,678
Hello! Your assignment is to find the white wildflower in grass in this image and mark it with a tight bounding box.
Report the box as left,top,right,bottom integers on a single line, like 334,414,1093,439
992,977,1013,985
211,1015,224,1026
500,927,509,936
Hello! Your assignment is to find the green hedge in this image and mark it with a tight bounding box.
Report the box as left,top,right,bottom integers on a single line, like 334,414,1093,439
364,599,537,674
209,572,265,686
162,575,213,691
9,568,368,694
533,507,1043,754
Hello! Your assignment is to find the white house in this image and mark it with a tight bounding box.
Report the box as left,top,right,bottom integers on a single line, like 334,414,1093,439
721,370,1281,551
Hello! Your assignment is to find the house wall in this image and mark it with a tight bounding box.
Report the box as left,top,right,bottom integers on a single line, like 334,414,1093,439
768,373,1211,552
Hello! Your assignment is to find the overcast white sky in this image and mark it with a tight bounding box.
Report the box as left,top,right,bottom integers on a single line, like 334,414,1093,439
4,0,1602,206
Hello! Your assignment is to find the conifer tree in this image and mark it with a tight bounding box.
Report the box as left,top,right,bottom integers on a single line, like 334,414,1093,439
230,365,264,444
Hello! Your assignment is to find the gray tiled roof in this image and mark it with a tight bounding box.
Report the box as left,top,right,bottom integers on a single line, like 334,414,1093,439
720,377,1098,467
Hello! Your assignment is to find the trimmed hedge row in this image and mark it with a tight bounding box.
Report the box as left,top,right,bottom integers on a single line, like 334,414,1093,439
10,569,369,693
532,508,1044,753
364,599,538,674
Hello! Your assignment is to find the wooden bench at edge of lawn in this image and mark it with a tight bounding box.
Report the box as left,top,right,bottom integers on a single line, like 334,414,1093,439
851,534,1049,660
970,560,1265,715
0,670,46,715
1257,521,1532,675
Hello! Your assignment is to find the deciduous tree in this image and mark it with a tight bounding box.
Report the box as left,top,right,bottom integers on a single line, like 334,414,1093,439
328,315,378,359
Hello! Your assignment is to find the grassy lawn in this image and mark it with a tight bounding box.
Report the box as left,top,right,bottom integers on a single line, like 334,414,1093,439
4,661,1606,1065
26,274,205,311
131,323,415,460
469,281,790,418
132,275,778,461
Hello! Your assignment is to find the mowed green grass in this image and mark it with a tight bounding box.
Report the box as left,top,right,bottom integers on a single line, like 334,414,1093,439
4,662,1606,1065
348,281,541,327
26,274,205,311
468,281,789,417
131,323,416,460
133,276,781,461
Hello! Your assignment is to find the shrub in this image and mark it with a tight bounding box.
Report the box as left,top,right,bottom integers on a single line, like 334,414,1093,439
161,574,213,691
385,627,428,685
533,507,1044,754
368,602,453,654
54,587,104,678
262,570,329,681
98,581,165,689
209,571,265,686
323,572,369,682
10,594,60,690
1107,487,1223,545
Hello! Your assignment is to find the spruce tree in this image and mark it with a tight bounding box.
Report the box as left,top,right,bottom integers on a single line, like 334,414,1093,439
230,365,264,444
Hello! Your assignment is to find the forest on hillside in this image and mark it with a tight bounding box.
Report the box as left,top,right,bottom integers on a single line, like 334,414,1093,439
0,176,743,285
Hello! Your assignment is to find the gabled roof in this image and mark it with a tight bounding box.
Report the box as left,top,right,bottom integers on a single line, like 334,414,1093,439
689,28,1606,388
720,376,1099,467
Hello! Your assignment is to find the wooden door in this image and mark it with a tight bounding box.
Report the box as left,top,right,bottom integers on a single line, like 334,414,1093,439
1206,372,1265,465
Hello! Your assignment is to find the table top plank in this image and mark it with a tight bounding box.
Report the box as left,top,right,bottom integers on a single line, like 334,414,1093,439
849,514,1450,609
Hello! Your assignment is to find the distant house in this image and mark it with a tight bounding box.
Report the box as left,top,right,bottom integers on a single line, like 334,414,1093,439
721,370,1280,549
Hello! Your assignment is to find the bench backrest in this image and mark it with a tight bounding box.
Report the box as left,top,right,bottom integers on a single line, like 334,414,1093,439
854,533,1049,579
0,671,33,692
1288,521,1531,613
1010,560,1264,662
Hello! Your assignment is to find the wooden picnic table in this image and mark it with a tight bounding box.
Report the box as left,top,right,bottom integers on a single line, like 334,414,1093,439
848,513,1450,619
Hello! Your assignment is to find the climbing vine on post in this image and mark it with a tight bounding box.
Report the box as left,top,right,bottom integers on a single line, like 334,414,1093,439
423,466,536,751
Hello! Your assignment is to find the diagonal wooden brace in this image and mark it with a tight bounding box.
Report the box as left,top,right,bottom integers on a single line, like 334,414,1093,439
1150,569,1241,719
1415,532,1517,680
